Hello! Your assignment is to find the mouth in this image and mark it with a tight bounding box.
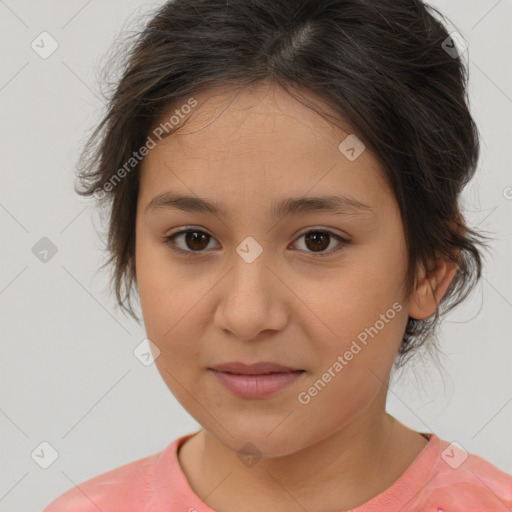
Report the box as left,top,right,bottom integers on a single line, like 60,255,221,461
208,362,305,398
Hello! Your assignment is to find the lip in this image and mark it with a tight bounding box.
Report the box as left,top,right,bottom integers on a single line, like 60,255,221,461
210,361,302,375
208,362,305,399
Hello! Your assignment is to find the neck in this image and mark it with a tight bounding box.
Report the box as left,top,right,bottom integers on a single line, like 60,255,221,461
178,411,428,511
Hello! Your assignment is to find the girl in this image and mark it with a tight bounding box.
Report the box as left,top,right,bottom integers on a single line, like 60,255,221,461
44,0,512,510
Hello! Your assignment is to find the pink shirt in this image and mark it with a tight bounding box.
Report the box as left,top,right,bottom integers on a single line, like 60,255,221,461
43,431,512,511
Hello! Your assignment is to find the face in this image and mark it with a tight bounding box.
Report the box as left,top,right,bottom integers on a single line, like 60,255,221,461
135,82,413,457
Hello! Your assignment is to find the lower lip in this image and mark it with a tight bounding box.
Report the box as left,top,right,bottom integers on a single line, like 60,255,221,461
209,369,305,399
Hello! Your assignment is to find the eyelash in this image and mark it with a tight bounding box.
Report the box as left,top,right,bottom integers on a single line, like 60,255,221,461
164,228,350,258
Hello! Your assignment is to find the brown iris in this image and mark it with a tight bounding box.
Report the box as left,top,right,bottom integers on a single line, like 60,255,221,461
303,231,330,252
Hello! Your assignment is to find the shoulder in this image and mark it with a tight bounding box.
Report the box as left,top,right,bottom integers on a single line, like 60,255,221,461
42,449,162,512
411,438,512,512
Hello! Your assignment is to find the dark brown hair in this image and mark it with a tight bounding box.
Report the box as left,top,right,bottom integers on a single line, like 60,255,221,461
75,0,491,370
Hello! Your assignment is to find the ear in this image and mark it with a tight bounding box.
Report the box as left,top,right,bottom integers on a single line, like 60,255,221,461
408,255,459,320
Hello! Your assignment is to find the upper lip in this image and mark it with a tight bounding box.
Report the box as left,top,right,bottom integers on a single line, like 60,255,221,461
210,362,304,375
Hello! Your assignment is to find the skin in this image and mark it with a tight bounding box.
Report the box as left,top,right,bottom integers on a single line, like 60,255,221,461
134,81,457,511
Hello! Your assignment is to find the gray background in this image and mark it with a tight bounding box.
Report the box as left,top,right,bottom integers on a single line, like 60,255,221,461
0,1,511,511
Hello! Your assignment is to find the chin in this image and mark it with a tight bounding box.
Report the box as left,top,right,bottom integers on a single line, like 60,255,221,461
209,423,310,459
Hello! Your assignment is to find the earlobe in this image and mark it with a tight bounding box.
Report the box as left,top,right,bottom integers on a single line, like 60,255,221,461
408,257,458,320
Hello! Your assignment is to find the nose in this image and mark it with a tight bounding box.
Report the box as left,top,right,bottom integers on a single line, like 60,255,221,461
213,248,289,342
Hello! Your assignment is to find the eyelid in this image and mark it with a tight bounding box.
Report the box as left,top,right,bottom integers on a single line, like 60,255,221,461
164,226,350,258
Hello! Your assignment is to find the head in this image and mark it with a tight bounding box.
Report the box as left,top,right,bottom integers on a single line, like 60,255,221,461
77,0,489,455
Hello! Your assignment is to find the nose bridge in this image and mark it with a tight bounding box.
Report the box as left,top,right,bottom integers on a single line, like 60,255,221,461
230,234,271,295
214,234,288,340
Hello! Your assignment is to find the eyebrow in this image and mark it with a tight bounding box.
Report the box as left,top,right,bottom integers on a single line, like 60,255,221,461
145,191,374,219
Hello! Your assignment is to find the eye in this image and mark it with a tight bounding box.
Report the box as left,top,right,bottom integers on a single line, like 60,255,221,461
164,228,350,257
291,229,349,257
165,228,219,257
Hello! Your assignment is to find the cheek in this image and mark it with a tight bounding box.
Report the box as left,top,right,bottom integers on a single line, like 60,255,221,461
136,254,207,404
316,257,405,340
296,304,404,428
304,250,408,390
135,239,203,359
136,231,190,321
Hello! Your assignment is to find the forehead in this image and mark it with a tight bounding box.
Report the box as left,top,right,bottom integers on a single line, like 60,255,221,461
139,83,393,214
148,82,362,155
